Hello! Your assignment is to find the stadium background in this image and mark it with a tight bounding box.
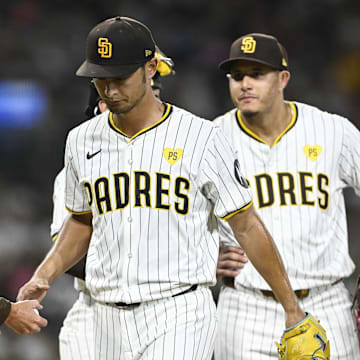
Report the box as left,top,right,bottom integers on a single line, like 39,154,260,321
0,0,359,358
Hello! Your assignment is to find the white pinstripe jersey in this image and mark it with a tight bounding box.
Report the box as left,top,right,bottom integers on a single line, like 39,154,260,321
50,169,68,239
214,101,360,291
64,104,252,303
50,168,87,292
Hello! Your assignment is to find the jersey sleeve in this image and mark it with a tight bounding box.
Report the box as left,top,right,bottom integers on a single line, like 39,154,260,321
339,119,360,196
200,127,252,219
50,168,70,239
64,132,92,214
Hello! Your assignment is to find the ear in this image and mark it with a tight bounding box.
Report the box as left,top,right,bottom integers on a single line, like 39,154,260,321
279,70,290,90
145,57,159,80
98,100,108,113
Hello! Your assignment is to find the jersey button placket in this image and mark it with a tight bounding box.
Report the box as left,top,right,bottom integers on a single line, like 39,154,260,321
126,136,142,291
261,145,272,171
125,142,134,287
128,142,133,164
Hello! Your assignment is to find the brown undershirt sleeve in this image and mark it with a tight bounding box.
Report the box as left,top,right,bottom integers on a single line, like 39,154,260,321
0,297,11,325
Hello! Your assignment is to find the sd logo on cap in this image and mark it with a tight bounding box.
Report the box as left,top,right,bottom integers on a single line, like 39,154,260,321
218,33,289,73
76,16,156,79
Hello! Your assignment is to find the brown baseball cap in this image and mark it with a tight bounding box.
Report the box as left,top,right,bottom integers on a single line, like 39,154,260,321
76,16,156,78
218,33,289,72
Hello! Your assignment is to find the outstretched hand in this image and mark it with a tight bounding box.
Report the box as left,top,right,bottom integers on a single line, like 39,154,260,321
16,278,50,302
216,246,248,279
5,300,48,335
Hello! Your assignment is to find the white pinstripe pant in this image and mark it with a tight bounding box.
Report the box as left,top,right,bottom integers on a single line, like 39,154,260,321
215,281,360,360
93,286,217,360
59,291,95,360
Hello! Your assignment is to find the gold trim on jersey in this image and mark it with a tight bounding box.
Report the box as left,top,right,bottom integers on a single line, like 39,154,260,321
236,102,298,146
52,233,58,243
65,206,92,215
108,113,127,136
221,200,253,220
108,103,172,142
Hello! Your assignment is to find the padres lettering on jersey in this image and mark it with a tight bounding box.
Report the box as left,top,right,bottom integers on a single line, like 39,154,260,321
81,171,190,216
64,104,252,303
214,101,360,290
245,171,329,210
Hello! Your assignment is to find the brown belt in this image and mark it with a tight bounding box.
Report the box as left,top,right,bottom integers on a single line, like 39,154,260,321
261,288,309,301
223,277,342,301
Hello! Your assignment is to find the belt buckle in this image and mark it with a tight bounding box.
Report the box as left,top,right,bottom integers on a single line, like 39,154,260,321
295,289,310,300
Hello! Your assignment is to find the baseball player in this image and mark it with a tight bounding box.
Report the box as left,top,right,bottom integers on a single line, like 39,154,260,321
51,48,176,360
18,17,324,360
213,33,360,359
0,297,47,334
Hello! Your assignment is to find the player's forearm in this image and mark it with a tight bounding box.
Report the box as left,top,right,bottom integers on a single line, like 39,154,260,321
228,208,302,315
35,214,92,284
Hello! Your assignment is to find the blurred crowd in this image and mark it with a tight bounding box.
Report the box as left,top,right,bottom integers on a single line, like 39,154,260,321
0,0,359,358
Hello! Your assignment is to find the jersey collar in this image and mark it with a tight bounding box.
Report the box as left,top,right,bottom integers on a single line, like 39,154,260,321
108,103,172,142
236,102,298,146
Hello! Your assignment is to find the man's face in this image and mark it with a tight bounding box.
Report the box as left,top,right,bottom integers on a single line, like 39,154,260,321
93,66,147,115
228,61,286,117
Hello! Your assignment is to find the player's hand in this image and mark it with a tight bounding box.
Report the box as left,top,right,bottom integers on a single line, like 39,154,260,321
5,300,48,335
216,246,248,279
16,278,50,302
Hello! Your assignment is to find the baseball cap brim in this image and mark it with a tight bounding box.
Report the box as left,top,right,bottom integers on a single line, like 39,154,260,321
219,57,281,73
76,59,144,78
